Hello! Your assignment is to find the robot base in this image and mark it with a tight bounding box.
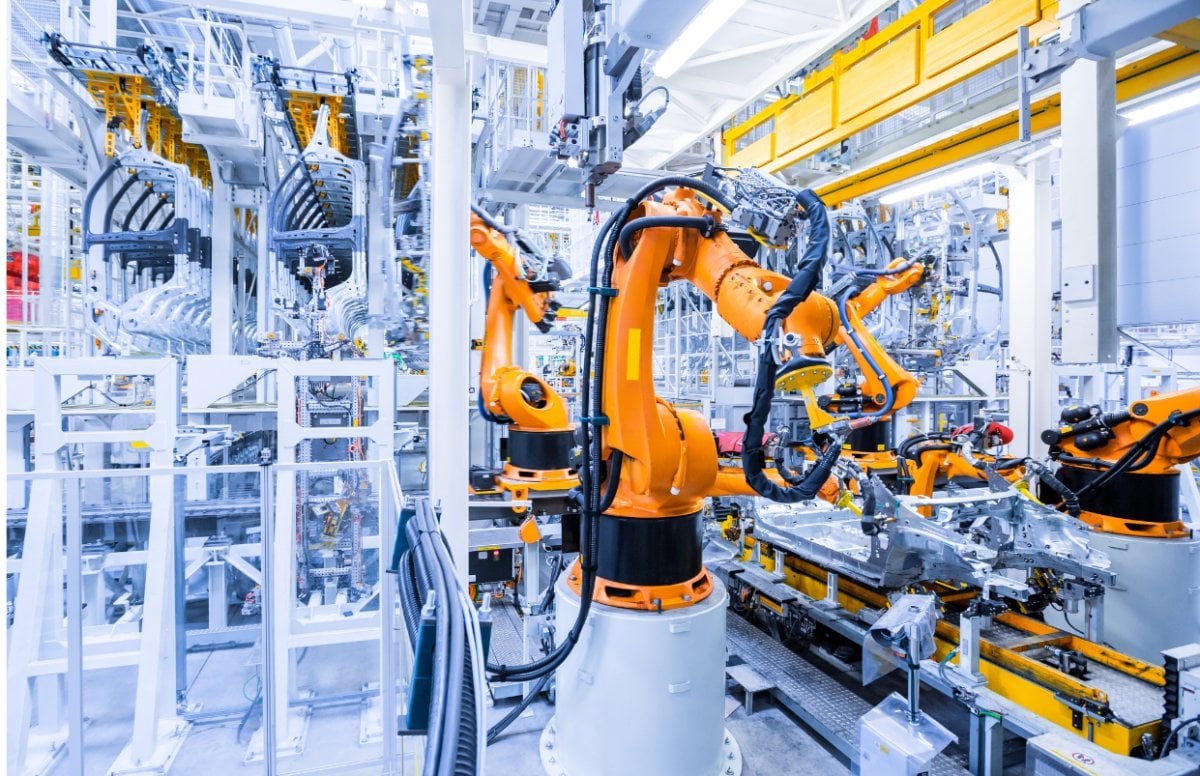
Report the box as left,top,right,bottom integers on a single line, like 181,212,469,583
542,573,740,776
1044,531,1200,662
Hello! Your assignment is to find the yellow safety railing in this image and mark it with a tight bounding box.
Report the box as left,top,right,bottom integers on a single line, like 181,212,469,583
815,44,1200,205
722,0,1060,172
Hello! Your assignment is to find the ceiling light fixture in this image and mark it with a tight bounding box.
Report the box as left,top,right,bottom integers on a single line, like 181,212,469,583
1122,86,1200,127
877,162,997,205
652,0,750,80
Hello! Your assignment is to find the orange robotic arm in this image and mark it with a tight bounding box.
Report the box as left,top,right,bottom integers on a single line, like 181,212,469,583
1044,386,1200,537
833,259,925,417
600,189,844,520
469,211,569,432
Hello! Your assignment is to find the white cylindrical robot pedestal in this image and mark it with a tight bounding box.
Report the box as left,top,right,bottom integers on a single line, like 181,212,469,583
540,573,741,776
1043,532,1200,663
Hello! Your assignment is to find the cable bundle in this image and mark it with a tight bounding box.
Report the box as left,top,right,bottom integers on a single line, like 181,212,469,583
395,499,485,775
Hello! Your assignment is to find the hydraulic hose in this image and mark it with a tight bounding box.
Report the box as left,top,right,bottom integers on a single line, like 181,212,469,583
837,287,896,421
1027,461,1081,517
485,206,626,683
1073,409,1200,498
471,203,512,234
487,672,553,745
617,215,714,261
488,175,738,682
832,258,917,277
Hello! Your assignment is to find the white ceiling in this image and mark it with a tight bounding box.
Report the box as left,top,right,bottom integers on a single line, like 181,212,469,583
625,0,895,170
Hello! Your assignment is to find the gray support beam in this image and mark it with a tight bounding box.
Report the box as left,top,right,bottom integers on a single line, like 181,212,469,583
1006,157,1056,457
429,0,471,575
1062,0,1200,59
1059,57,1119,364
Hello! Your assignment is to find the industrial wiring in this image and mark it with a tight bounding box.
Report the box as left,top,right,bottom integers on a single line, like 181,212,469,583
394,500,483,774
837,287,896,421
1159,715,1200,759
742,187,841,503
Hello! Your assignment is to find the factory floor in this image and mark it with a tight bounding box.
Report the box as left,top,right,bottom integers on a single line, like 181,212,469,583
484,693,851,775
49,623,1019,775
51,637,849,776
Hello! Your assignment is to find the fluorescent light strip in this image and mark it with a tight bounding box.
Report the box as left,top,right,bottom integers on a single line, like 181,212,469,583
1122,86,1200,127
652,0,750,80
878,162,997,205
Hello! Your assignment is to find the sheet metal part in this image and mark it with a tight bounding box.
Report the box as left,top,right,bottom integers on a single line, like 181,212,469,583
747,480,1113,601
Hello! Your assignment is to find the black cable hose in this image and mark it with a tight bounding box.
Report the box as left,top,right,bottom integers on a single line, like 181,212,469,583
486,176,738,684
1074,409,1200,498
617,215,714,261
397,551,422,642
1028,462,1081,517
1159,714,1200,759
487,672,553,746
470,203,512,234
599,450,625,512
454,645,478,776
412,507,449,772
742,188,837,502
484,207,625,682
422,505,468,776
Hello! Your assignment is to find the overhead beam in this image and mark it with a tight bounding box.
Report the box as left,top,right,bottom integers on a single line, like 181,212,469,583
681,31,828,70
1065,0,1200,59
1158,19,1200,51
640,0,891,169
463,32,548,66
814,46,1200,205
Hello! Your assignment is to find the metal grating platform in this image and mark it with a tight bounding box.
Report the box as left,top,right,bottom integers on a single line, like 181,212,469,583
727,613,972,776
487,601,526,667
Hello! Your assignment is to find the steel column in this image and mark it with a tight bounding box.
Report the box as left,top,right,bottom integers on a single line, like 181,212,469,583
1059,57,1119,364
210,168,234,354
65,478,85,776
429,0,471,575
259,458,279,776
1005,157,1055,457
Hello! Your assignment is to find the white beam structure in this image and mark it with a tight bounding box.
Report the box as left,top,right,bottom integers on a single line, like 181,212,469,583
1005,157,1056,458
463,31,547,67
429,0,471,575
209,163,234,355
680,31,827,71
1059,57,1119,364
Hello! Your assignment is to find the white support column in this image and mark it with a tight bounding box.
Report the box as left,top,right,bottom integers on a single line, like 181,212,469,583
210,165,233,355
367,148,388,357
1006,157,1056,457
1059,57,1119,364
87,0,116,45
257,200,272,339
429,0,471,575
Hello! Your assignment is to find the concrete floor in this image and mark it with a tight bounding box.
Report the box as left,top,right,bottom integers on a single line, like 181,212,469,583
484,692,852,776
52,637,852,776
48,620,1027,775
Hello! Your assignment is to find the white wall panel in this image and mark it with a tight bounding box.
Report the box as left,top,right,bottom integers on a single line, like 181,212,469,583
1116,102,1200,326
